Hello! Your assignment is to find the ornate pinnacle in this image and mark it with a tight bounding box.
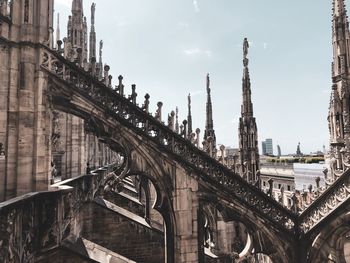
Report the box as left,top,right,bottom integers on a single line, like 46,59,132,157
206,73,210,94
243,37,249,67
91,3,96,26
175,107,179,133
187,93,193,137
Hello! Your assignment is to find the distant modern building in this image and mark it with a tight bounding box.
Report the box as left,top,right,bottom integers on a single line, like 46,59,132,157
262,138,273,155
277,145,281,157
262,141,266,155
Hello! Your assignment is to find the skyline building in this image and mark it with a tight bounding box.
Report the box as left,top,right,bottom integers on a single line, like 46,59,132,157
261,138,273,155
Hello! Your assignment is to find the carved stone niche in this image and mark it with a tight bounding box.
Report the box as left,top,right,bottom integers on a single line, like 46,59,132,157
51,111,65,181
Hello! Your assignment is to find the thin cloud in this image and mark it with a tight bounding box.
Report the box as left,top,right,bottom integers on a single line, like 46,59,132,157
263,42,268,50
184,48,212,57
177,22,189,29
184,48,201,55
193,0,200,13
204,50,212,57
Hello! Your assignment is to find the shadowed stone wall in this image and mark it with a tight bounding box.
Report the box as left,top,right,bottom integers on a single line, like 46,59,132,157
81,202,165,263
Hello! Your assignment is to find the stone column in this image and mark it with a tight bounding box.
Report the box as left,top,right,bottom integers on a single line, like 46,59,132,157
173,167,199,262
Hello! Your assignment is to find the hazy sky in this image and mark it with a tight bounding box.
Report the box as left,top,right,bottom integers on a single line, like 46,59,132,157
55,0,335,155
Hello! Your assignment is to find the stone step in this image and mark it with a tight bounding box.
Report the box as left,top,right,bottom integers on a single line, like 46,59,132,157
121,184,139,199
122,178,135,188
104,190,145,218
62,236,136,263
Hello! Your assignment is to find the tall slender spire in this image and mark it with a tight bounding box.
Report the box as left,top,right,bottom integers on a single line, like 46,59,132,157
203,73,216,157
241,38,253,118
205,74,213,132
97,40,103,79
332,0,350,77
238,37,259,184
89,3,96,61
328,0,350,175
56,13,60,48
187,93,193,137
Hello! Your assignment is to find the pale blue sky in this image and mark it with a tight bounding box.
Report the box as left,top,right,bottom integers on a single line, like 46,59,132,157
55,0,334,155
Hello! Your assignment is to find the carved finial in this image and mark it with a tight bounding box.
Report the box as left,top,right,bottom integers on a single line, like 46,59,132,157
268,178,274,197
190,133,196,144
220,144,225,164
182,120,188,138
104,64,110,86
187,93,192,137
315,177,321,190
168,111,175,130
155,102,163,121
195,128,200,147
130,84,137,104
175,107,179,133
117,75,124,96
108,75,112,88
143,93,150,113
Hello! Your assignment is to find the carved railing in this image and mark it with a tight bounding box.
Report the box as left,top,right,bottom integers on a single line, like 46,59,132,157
40,45,297,233
0,165,114,262
298,168,350,235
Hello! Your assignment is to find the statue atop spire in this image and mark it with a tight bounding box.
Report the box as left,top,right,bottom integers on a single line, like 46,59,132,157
91,3,96,26
238,37,260,184
89,3,97,61
203,73,216,157
206,73,210,95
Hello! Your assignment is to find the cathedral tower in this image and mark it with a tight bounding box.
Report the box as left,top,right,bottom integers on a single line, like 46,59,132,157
328,0,350,174
238,38,260,183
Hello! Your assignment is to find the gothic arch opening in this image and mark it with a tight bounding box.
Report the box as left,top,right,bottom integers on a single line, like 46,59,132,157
80,172,171,263
200,202,254,262
308,210,350,263
344,231,350,263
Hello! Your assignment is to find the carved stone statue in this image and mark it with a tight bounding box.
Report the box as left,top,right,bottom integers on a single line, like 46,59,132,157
243,37,249,59
91,3,96,25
